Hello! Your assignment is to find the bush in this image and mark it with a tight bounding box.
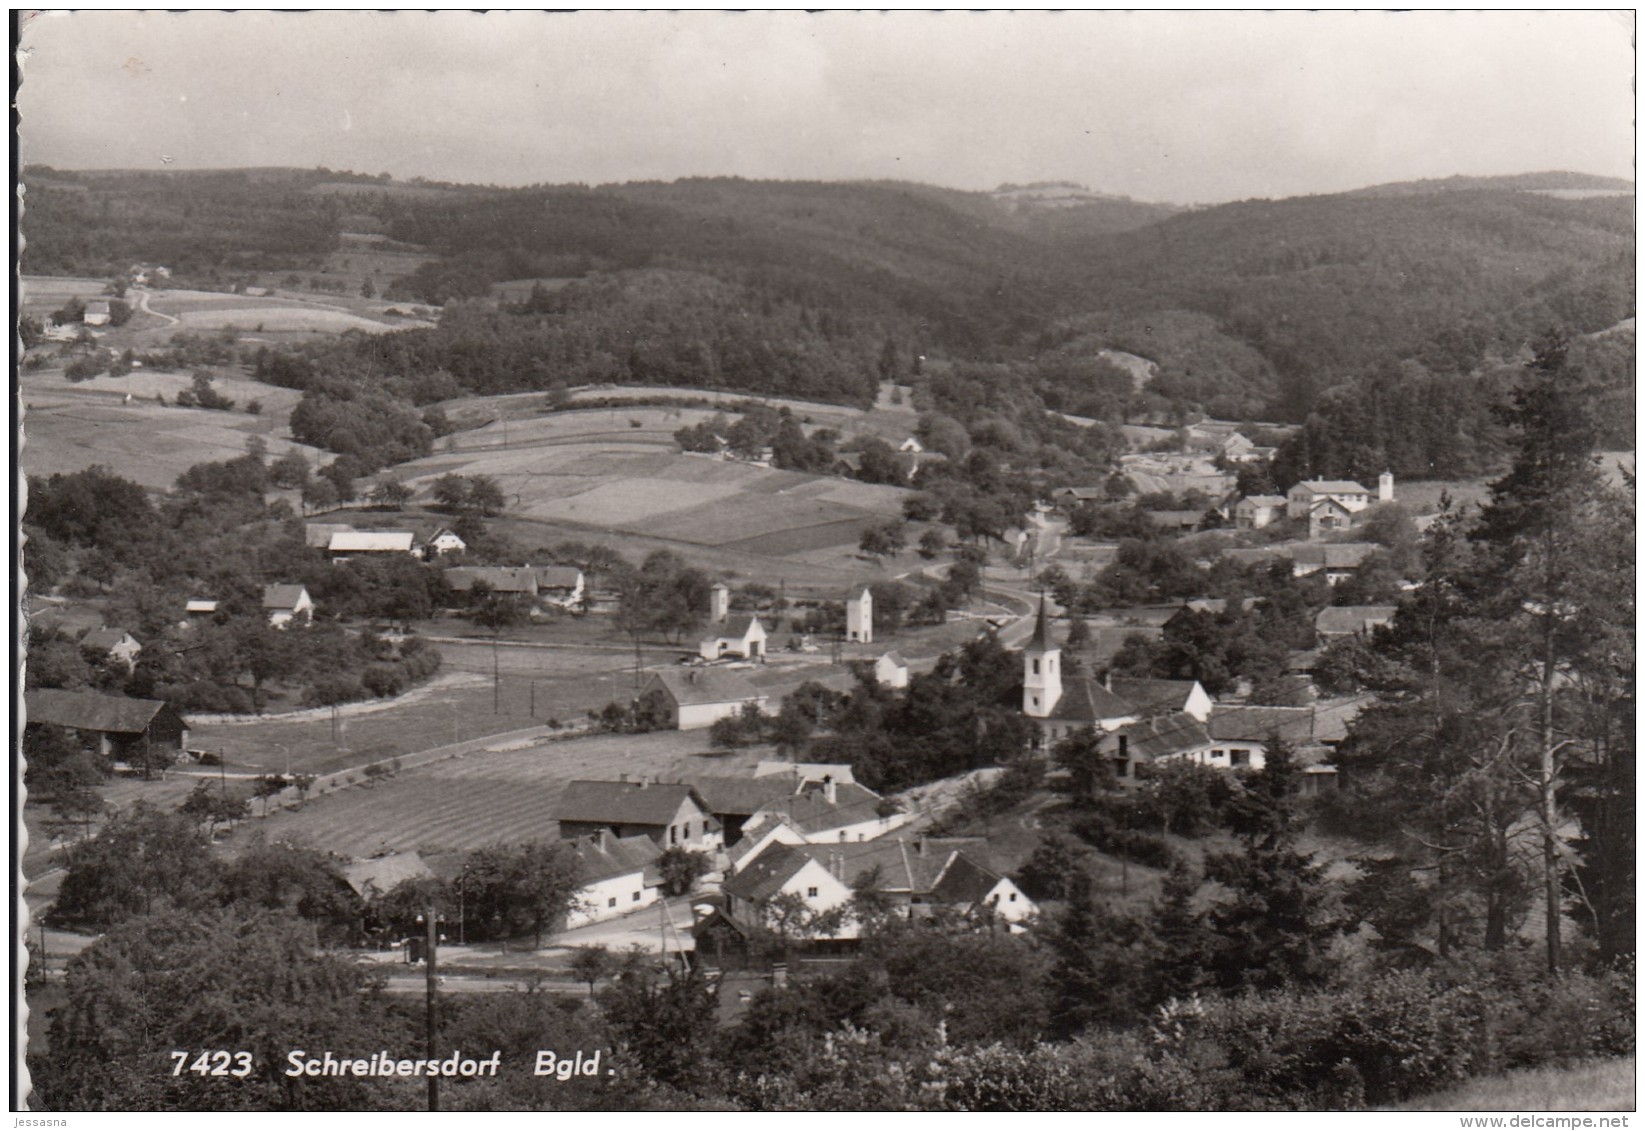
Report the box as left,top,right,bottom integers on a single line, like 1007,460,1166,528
362,665,406,698
1070,812,1178,870
303,675,367,707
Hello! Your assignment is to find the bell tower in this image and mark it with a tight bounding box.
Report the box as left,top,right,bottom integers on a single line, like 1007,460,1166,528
1022,596,1063,719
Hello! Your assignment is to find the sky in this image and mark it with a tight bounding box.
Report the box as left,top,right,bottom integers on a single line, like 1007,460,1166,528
15,9,1636,204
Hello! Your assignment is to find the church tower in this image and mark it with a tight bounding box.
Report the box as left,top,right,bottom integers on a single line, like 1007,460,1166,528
1022,596,1063,719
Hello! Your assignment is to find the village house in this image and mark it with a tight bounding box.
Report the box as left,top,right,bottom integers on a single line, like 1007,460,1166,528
327,530,417,559
688,776,804,847
555,778,720,852
418,527,468,559
1050,486,1106,511
83,300,112,327
182,599,219,624
845,586,873,645
1232,494,1287,529
696,613,768,661
445,565,540,601
745,775,910,844
1286,473,1393,521
535,566,585,609
1110,711,1214,778
1291,542,1380,585
262,584,315,628
1314,605,1398,643
342,852,433,903
79,628,143,671
640,669,768,730
563,831,664,928
794,837,1038,927
874,651,909,689
25,688,190,768
1308,497,1355,539
1106,677,1213,722
719,841,859,938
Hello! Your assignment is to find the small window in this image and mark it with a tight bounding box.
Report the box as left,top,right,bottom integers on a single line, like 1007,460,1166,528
670,825,678,845
1031,696,1040,708
1032,658,1041,675
839,831,848,842
1008,892,1017,902
633,891,642,902
683,821,691,839
607,897,617,908
806,887,819,898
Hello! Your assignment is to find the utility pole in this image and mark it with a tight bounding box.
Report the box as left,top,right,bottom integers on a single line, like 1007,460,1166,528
492,635,501,714
424,906,439,1112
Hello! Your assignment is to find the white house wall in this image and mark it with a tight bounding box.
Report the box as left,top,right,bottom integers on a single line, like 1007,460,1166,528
565,871,656,929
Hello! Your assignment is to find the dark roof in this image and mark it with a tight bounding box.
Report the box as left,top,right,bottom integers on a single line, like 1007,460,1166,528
878,651,907,668
714,614,764,640
1292,542,1379,569
1146,509,1205,527
536,566,583,589
262,584,309,610
752,781,887,836
1237,494,1287,508
1207,705,1316,744
1108,678,1202,715
556,780,708,829
930,852,1008,907
80,628,138,651
570,834,663,885
722,842,814,902
1315,606,1398,635
688,775,794,817
342,853,431,898
1028,595,1053,651
445,566,538,593
25,689,181,734
645,669,765,708
1048,678,1138,724
1118,711,1211,760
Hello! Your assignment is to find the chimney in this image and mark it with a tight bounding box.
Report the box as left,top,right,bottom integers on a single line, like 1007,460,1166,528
595,829,608,851
823,774,836,805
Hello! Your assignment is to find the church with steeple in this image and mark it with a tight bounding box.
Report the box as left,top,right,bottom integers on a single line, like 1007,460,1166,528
1020,597,1156,746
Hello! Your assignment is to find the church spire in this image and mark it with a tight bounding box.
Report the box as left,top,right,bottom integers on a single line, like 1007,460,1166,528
1028,593,1052,651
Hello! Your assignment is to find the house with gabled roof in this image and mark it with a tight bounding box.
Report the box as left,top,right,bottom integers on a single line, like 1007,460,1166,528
697,614,767,661
1286,479,1372,520
263,584,315,628
305,522,356,550
746,776,909,844
418,527,467,559
80,627,143,671
641,669,768,730
555,778,720,852
1291,542,1379,585
1233,494,1287,529
795,837,1037,927
24,688,189,766
1107,677,1213,722
1112,711,1214,778
342,852,433,901
874,651,909,689
720,841,858,939
535,566,585,609
1308,497,1355,539
564,831,664,928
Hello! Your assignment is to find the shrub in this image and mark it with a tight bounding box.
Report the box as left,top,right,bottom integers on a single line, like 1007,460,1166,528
1070,812,1178,871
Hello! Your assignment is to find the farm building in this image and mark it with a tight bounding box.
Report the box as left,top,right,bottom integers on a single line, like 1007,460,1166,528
24,688,189,767
342,852,433,901
535,566,585,609
640,669,768,730
845,586,872,644
1146,509,1206,533
1107,677,1212,722
306,523,356,549
183,599,219,622
1233,495,1286,529
794,837,1037,927
1315,605,1398,642
874,651,909,689
327,530,416,558
696,614,767,661
80,628,143,670
263,584,315,628
564,831,663,928
445,566,541,598
83,300,111,327
687,776,798,847
555,778,719,852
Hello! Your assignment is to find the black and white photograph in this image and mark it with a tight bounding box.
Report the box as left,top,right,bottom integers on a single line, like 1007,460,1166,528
12,9,1636,1115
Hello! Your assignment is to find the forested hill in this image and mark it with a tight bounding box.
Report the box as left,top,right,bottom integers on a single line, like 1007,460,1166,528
20,165,1635,428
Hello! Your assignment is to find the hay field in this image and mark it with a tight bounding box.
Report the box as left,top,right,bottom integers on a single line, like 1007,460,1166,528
22,395,327,490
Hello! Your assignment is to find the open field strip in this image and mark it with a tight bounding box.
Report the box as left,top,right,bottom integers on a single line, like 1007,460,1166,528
1394,1057,1634,1112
